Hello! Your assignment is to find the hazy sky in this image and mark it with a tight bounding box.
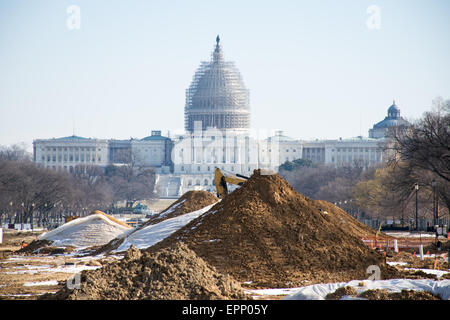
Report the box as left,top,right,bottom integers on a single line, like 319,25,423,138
1,0,449,150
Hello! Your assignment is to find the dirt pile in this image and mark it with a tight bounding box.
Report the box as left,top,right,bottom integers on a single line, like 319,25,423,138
141,190,218,227
16,240,53,254
325,287,441,300
43,242,249,300
149,169,399,288
359,289,441,300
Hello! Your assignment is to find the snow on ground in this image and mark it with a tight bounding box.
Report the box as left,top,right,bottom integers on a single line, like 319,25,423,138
38,213,131,247
158,199,186,218
404,268,449,278
384,232,440,238
386,262,408,266
5,264,101,275
283,279,450,300
115,202,218,252
246,288,302,296
23,280,59,287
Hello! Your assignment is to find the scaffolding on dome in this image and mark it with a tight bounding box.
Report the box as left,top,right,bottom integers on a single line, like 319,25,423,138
185,36,250,133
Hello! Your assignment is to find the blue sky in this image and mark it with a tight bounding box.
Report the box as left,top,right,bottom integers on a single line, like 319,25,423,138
1,0,449,150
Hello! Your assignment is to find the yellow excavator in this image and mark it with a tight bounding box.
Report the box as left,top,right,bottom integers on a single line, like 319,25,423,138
214,168,249,199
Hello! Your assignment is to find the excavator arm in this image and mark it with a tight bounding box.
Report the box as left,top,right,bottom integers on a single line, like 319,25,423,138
214,168,248,199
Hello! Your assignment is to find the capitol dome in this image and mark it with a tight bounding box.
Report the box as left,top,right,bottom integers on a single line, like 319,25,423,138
184,36,250,133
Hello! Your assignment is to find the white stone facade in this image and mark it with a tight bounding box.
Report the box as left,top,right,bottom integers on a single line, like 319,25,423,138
33,136,109,172
302,137,385,168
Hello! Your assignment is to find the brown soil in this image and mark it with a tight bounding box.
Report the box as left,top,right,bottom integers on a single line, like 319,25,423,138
149,170,400,288
325,286,359,300
358,289,441,300
0,230,43,254
43,242,250,300
16,240,53,254
140,190,218,227
387,251,449,272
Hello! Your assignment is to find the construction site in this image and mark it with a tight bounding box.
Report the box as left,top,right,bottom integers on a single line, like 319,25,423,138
1,169,449,301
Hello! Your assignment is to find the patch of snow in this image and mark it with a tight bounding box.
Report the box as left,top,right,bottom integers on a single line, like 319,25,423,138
23,280,59,287
159,199,186,217
38,213,131,247
115,202,218,252
387,262,409,266
247,288,302,296
384,232,439,238
46,264,101,274
404,268,449,278
283,279,450,300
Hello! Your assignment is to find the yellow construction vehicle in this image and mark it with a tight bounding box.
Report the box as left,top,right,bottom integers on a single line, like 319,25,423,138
214,168,249,199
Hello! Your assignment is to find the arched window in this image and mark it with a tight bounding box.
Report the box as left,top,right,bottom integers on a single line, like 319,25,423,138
195,179,200,186
187,180,192,186
204,179,209,186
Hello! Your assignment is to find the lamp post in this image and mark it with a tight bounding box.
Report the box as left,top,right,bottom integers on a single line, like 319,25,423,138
431,179,438,227
415,183,419,231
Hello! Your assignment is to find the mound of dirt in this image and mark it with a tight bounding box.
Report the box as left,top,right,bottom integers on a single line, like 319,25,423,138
325,286,359,300
16,240,53,254
325,287,441,300
141,191,218,227
149,169,399,288
358,289,441,300
43,242,249,300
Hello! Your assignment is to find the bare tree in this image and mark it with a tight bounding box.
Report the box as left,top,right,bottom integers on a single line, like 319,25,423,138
0,143,32,161
387,97,450,183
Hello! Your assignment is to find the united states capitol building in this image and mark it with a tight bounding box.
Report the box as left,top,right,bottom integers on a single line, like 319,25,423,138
33,36,410,198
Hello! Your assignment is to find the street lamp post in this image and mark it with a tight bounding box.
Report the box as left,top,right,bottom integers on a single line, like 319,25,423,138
415,183,419,231
431,179,438,227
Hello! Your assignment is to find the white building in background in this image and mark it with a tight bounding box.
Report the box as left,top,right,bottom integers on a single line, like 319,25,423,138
302,137,385,168
369,101,410,139
33,131,173,174
132,130,173,173
33,36,408,198
33,135,109,172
